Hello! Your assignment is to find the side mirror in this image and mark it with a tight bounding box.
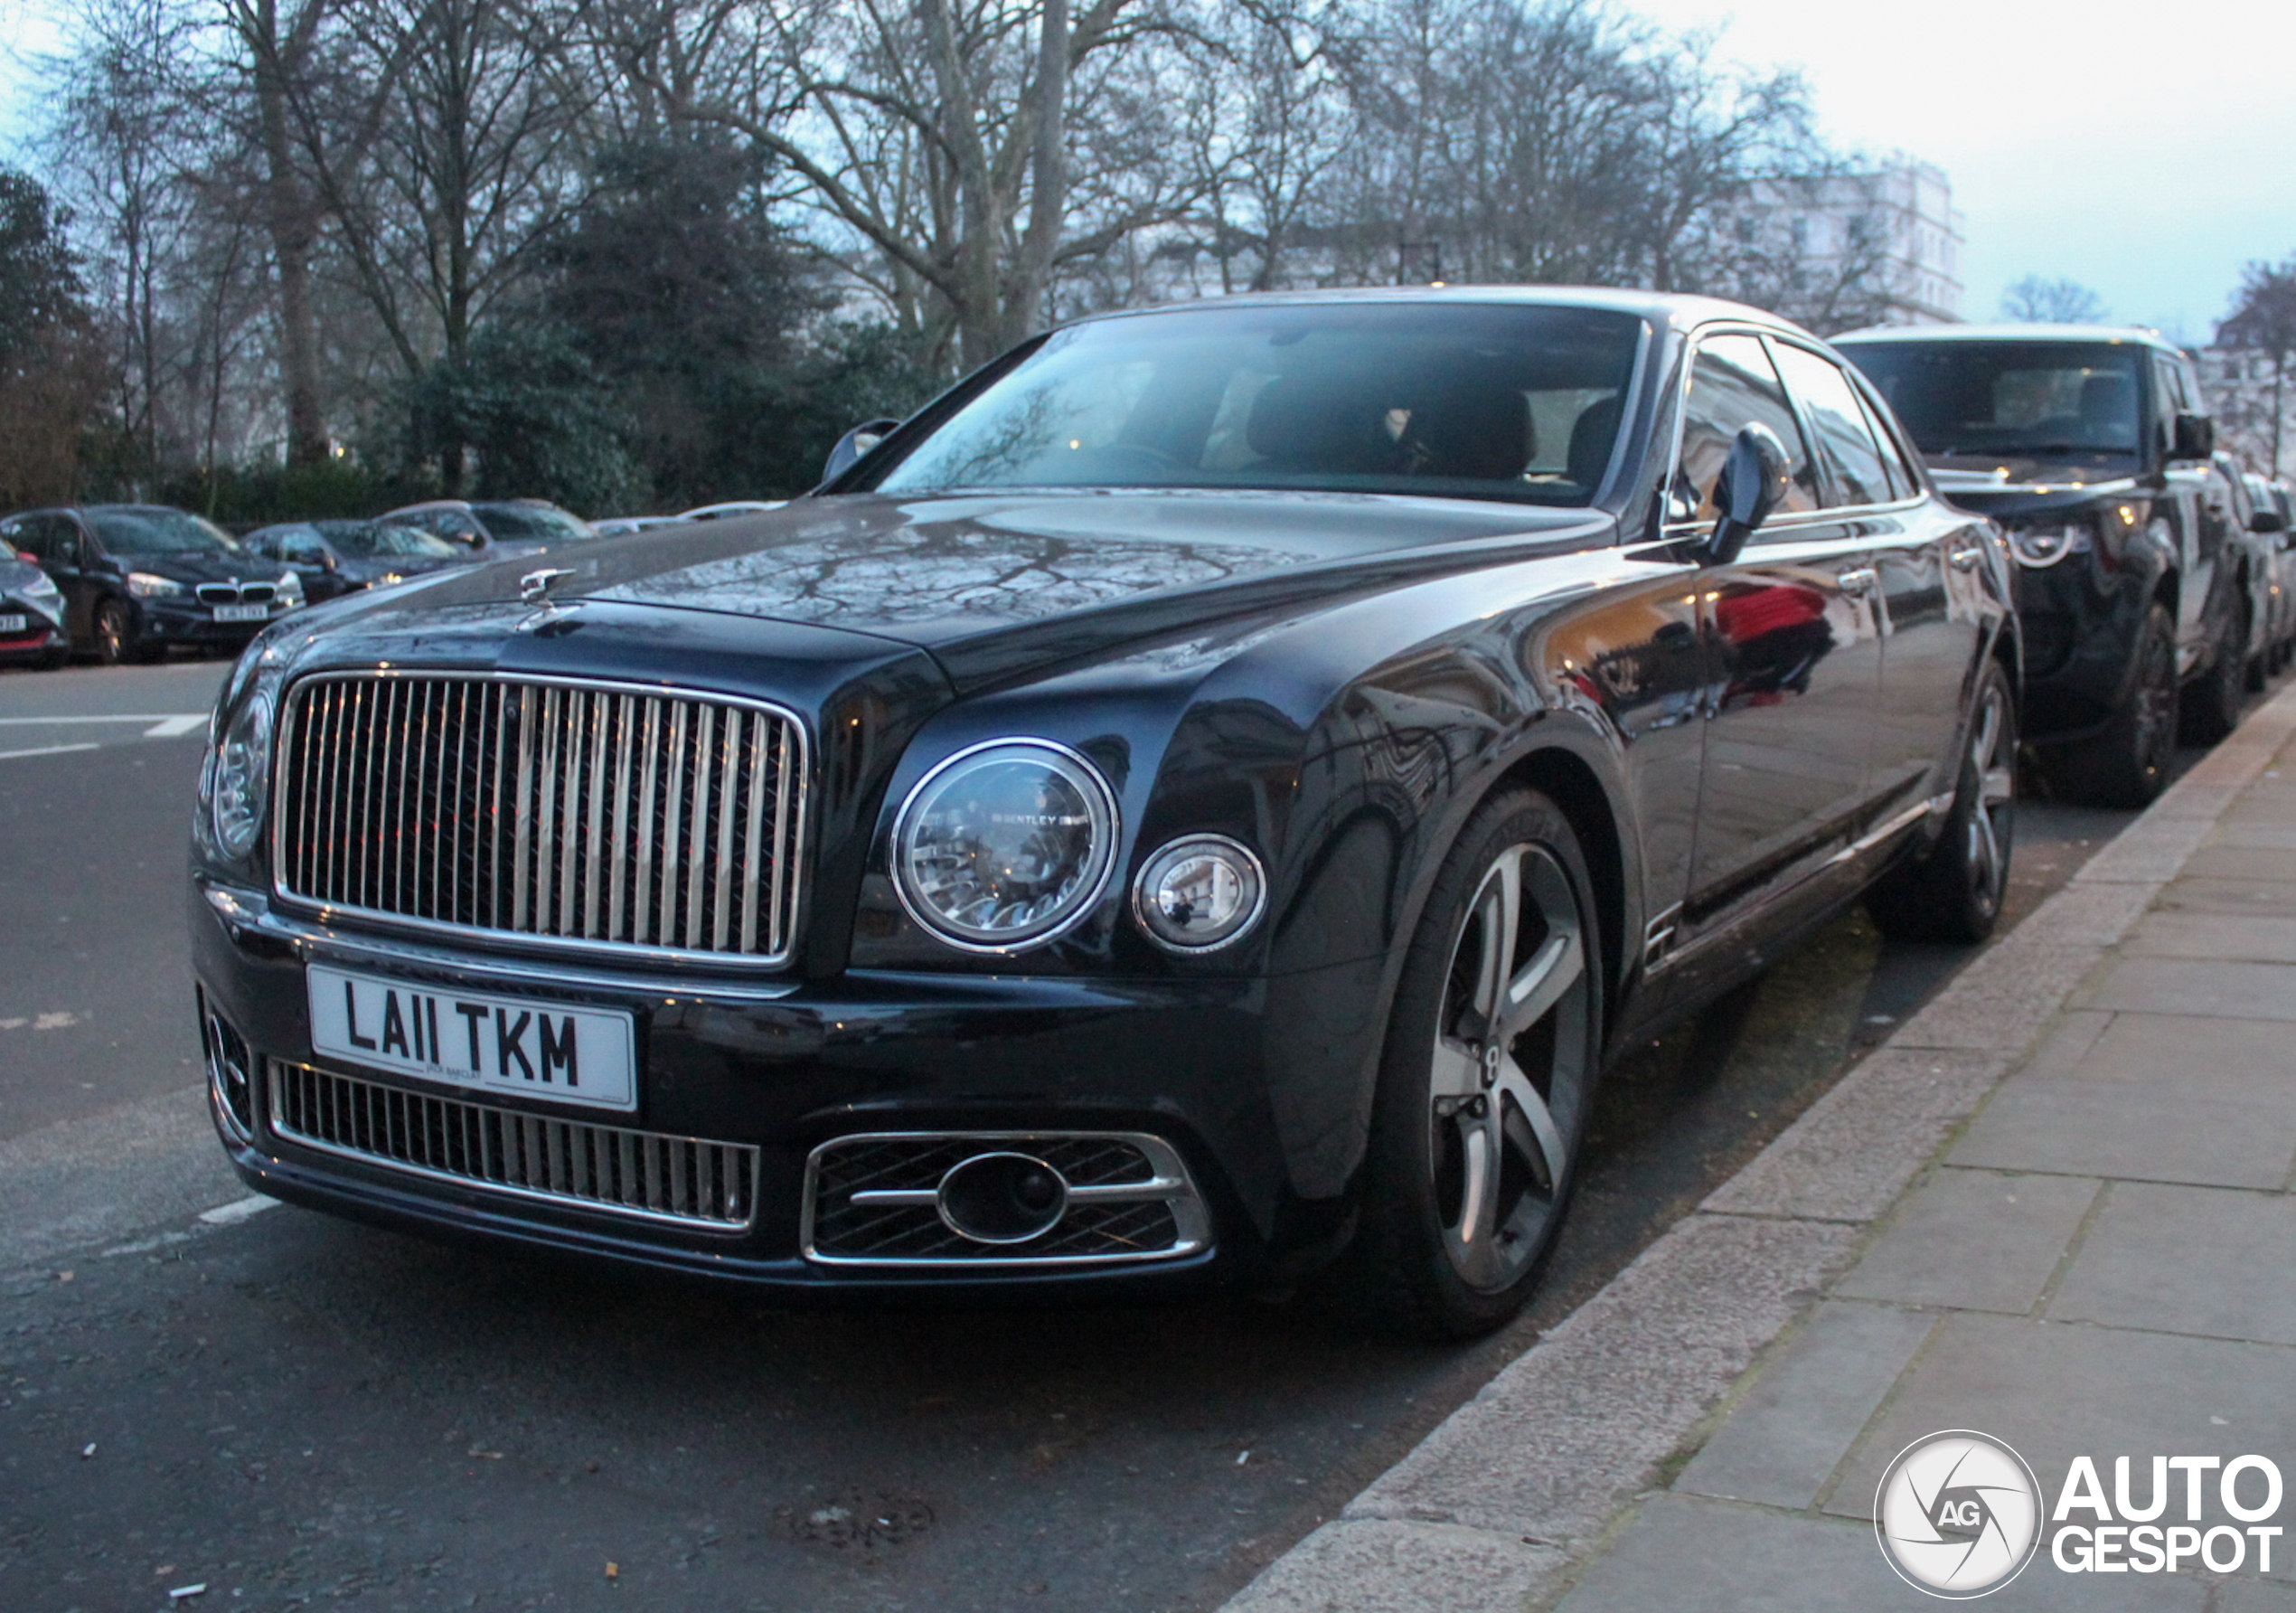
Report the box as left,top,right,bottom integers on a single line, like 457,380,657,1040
2173,412,2216,461
2252,508,2288,535
822,418,903,485
1703,423,1792,566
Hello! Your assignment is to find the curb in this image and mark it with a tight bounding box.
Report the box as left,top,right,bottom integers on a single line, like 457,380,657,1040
1223,682,2296,1613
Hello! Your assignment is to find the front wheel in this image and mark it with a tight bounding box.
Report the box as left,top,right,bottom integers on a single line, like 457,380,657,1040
94,599,136,666
2183,606,2247,744
2049,600,2175,807
1867,662,2016,944
1341,789,1603,1339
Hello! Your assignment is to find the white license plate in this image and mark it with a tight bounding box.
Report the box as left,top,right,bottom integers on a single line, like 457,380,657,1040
306,964,636,1111
0,614,24,632
212,602,270,622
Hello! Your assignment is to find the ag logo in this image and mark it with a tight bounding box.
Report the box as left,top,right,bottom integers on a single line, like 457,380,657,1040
1875,1429,2041,1598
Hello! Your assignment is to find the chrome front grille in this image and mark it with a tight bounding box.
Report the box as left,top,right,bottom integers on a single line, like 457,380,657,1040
268,1060,758,1230
802,1132,1210,1266
273,674,805,964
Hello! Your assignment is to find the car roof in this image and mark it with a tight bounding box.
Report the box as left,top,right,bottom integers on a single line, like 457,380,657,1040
1062,284,1824,344
1834,322,2183,354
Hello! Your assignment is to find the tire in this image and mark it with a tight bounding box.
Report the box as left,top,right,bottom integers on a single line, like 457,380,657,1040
94,599,136,666
1866,662,2016,945
2049,601,2176,808
1339,788,1604,1340
2182,605,2246,745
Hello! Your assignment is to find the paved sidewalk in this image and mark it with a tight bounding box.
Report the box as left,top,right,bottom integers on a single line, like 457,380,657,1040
1230,680,2296,1611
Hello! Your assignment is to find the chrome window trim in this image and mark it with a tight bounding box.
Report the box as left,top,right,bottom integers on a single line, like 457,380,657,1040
268,669,810,973
798,1128,1211,1268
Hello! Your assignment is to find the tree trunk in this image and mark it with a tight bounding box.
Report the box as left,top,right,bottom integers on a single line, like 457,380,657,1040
1002,0,1069,351
245,0,330,467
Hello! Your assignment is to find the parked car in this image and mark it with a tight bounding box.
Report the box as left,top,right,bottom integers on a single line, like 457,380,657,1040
2208,454,2282,694
241,519,473,603
1837,324,2245,806
589,515,684,537
374,498,597,557
0,505,303,664
2239,471,2296,672
193,289,2015,1338
0,551,70,668
679,501,786,522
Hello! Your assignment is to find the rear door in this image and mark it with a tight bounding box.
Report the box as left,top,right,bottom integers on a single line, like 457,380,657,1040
1772,339,1988,816
1667,331,1884,957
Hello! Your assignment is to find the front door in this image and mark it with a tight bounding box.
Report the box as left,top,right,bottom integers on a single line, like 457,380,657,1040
1667,333,1884,959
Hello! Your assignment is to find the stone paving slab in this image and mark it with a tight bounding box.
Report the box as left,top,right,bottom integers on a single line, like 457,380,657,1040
1551,1493,2206,1611
2049,1182,2296,1345
2072,955,2296,1019
2053,1010,2296,1098
1832,1167,2101,1314
1821,1314,2296,1531
1673,1301,1934,1510
2155,878,2296,919
2125,910,2296,961
1947,1075,2296,1189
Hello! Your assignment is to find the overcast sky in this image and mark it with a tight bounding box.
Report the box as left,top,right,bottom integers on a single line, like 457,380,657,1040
4,0,2291,340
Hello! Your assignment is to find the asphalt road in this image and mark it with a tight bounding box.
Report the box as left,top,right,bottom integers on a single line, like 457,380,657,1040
0,656,2200,1613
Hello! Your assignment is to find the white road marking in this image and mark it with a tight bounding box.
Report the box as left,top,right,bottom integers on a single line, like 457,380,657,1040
0,713,209,724
197,1193,278,1226
144,714,208,737
0,742,99,761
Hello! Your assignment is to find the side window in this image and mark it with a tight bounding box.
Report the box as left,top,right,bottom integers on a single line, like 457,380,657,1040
1771,343,1896,508
1672,333,1820,526
243,533,276,559
1849,385,1919,500
2153,354,2192,460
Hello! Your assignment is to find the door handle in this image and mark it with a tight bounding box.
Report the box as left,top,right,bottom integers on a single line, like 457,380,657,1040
1837,567,1878,596
1948,547,1982,572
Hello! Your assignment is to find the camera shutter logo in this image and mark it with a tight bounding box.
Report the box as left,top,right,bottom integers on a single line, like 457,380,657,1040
1875,1429,2042,1598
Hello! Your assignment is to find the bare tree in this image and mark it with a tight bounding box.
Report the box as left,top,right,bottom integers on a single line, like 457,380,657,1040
2000,273,2107,324
2218,258,2296,475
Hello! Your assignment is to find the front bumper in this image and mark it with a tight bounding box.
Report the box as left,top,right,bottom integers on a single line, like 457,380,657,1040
136,596,300,646
191,879,1366,1293
0,616,66,662
2012,553,2156,745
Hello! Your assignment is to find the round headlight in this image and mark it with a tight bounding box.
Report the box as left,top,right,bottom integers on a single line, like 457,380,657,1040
211,690,274,858
1133,835,1266,952
894,741,1118,950
2009,524,2090,568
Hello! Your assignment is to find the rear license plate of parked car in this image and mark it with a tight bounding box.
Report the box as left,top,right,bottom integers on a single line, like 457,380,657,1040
305,964,636,1110
212,603,269,622
0,615,24,632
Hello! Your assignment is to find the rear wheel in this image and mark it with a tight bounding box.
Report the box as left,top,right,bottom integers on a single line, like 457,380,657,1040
1341,788,1602,1340
1867,662,2015,944
2050,601,2175,807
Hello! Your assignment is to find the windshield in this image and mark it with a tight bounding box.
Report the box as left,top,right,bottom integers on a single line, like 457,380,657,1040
1845,341,2147,466
89,508,241,556
475,504,592,543
867,303,1645,506
320,521,456,559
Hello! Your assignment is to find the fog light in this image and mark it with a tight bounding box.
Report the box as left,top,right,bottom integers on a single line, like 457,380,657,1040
936,1152,1069,1244
200,993,255,1143
1132,835,1267,952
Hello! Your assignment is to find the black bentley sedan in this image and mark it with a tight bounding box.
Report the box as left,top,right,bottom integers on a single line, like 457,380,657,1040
1836,325,2241,806
191,290,2016,1337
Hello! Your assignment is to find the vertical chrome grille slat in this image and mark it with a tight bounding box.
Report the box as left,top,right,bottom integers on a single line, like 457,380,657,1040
273,674,803,963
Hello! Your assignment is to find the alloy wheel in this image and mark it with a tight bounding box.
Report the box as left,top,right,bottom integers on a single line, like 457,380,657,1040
1427,843,1592,1293
1966,681,2014,915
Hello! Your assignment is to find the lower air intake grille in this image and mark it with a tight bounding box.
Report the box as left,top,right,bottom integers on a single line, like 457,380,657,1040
268,1060,757,1231
803,1131,1209,1266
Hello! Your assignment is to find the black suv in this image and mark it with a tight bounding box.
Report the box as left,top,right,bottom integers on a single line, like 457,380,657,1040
1837,325,2246,805
0,505,306,664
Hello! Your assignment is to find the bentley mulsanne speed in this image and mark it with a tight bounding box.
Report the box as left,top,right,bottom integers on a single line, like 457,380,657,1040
191,289,2017,1337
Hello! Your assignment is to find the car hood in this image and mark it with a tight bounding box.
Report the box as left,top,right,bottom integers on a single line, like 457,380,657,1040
378,489,1613,692
337,552,465,583
0,557,49,593
117,551,291,586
